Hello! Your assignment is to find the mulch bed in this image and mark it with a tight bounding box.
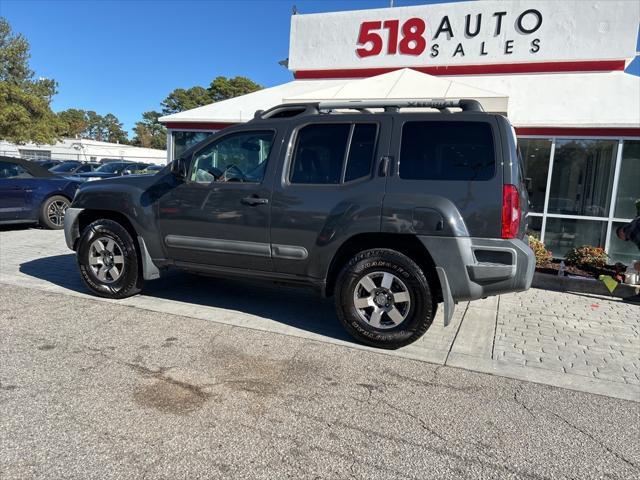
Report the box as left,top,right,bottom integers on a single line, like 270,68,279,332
536,260,624,282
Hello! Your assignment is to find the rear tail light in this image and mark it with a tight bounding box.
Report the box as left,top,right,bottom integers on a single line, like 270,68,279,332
501,184,521,239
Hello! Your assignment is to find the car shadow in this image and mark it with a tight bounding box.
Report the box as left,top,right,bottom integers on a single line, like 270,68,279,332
19,254,352,343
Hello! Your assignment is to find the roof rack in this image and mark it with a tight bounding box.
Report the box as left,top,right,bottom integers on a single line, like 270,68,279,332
318,99,484,112
253,98,484,121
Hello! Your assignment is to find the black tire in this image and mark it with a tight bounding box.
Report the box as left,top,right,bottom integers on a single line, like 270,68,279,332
77,219,142,298
334,249,435,349
39,195,70,230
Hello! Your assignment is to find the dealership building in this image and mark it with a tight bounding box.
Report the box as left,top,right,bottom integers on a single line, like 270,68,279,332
159,0,640,264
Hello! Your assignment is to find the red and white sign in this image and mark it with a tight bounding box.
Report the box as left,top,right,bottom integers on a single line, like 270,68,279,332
288,0,640,77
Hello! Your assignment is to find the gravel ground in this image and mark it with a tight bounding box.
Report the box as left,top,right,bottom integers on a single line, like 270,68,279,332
1,284,639,479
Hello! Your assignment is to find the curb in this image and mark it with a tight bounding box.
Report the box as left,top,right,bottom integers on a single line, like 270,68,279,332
532,272,640,300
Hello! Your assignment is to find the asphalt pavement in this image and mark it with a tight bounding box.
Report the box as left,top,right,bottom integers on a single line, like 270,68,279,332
1,284,639,479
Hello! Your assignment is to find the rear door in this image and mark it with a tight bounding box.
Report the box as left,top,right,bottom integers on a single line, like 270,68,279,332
382,115,503,238
270,116,392,278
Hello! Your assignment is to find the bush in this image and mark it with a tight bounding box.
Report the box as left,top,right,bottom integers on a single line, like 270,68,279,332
565,245,608,269
528,235,552,266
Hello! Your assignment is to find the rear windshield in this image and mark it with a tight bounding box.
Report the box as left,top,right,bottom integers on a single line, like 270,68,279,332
400,121,495,181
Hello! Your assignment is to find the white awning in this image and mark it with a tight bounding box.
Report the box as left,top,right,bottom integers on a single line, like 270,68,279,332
284,68,509,113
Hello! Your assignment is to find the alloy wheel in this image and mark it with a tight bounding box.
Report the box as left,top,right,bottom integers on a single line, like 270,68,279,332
352,271,411,329
47,200,68,227
88,237,125,283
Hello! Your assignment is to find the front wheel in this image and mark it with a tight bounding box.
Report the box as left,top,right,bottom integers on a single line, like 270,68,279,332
77,219,142,298
334,249,435,349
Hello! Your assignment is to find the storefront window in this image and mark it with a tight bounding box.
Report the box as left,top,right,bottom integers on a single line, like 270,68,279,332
525,215,542,238
172,131,215,160
519,138,551,213
608,221,640,265
543,218,607,259
547,139,617,217
614,140,640,220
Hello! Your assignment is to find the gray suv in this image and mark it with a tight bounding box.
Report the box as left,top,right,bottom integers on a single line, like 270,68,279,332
64,99,535,349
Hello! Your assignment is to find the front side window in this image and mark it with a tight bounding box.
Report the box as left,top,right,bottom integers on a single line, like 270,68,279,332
0,162,32,179
190,131,274,184
290,123,377,184
400,121,495,181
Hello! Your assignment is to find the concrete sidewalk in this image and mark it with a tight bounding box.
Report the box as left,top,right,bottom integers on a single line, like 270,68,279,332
1,228,638,401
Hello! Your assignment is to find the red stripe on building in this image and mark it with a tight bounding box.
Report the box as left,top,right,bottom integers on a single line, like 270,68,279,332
164,122,235,130
516,127,640,137
293,60,626,79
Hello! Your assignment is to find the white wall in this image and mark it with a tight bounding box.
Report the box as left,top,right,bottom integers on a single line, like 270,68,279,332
0,139,167,164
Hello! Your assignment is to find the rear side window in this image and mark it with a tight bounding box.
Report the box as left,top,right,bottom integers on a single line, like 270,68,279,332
290,123,377,184
400,122,495,181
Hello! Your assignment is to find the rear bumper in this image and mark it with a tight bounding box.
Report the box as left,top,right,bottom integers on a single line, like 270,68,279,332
418,236,535,302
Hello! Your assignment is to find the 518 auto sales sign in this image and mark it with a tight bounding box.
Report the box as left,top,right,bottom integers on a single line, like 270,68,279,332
288,0,639,76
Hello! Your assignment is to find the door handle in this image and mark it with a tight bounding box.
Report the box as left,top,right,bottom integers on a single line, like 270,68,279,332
241,196,269,206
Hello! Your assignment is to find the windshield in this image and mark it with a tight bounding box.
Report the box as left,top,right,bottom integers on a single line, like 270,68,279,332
50,162,80,173
95,163,127,173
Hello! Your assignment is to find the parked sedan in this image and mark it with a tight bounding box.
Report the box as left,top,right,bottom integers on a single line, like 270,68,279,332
75,161,149,181
0,156,83,229
35,159,62,170
50,161,100,175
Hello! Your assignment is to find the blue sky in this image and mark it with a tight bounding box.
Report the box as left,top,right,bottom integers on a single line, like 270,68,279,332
1,0,639,135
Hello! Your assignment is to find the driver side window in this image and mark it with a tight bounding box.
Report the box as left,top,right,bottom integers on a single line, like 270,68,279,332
189,130,275,184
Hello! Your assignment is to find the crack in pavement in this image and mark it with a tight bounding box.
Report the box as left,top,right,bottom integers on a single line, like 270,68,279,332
545,408,639,472
513,384,638,472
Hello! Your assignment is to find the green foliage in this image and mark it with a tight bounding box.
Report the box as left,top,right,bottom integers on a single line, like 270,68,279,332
57,108,87,138
208,76,262,102
0,18,32,83
0,81,60,144
565,245,608,269
131,111,167,150
161,86,211,115
0,17,59,144
528,235,552,267
160,76,263,115
56,109,128,143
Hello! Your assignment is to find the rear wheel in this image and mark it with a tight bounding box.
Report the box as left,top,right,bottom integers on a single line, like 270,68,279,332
77,219,142,298
40,195,70,230
335,249,435,349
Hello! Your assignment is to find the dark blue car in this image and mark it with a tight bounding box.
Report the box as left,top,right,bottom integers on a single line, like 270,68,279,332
0,156,83,229
75,161,150,181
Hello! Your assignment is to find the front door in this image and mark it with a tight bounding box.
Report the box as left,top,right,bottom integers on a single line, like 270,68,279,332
0,161,33,221
157,129,280,271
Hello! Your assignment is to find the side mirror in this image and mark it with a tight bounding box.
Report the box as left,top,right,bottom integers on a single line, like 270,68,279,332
171,157,188,179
